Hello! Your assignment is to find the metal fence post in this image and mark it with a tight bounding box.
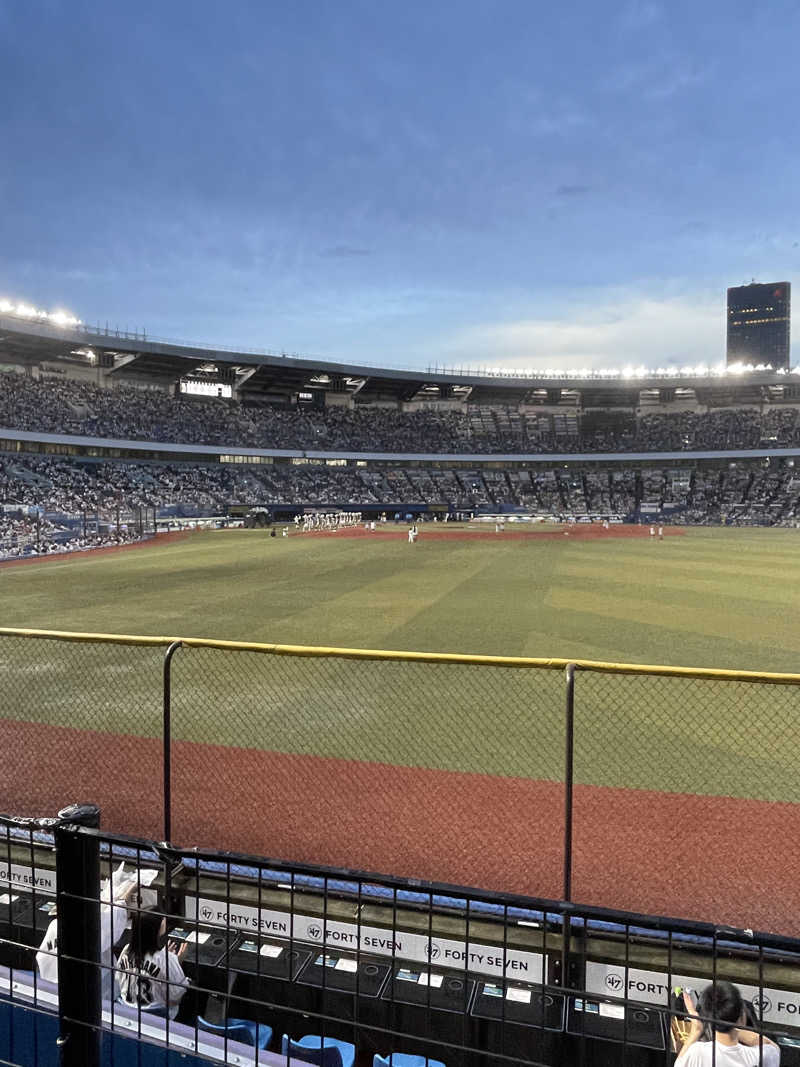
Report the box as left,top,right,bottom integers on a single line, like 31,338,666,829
564,663,576,904
54,802,101,1067
163,641,182,842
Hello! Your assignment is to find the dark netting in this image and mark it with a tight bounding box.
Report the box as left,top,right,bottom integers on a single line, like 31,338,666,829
168,646,567,899
0,636,164,839
571,668,800,935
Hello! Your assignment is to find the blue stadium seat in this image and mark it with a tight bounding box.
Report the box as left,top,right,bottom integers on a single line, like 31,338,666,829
197,1013,272,1049
374,1055,446,1067
281,1033,356,1067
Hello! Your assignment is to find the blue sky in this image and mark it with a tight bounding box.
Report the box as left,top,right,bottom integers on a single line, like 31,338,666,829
1,0,798,370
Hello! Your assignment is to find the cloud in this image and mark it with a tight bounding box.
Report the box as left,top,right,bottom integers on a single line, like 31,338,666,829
527,108,588,136
555,184,592,197
435,294,727,371
679,220,708,233
320,246,373,258
645,63,706,100
606,55,708,101
504,84,590,138
619,1,663,31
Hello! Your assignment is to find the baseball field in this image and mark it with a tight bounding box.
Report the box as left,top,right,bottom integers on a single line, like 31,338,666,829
1,523,799,935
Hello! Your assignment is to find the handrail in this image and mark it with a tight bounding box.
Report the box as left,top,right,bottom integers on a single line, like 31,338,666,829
2,626,800,684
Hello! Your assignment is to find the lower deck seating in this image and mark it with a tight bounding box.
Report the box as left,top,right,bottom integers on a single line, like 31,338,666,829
0,967,309,1066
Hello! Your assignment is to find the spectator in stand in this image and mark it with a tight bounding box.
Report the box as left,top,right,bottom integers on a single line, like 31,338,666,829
37,879,137,1001
676,982,779,1065
3,370,800,456
3,451,800,529
115,908,189,1020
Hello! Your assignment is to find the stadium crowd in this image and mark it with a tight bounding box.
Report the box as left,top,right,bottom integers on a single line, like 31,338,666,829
0,511,140,560
1,452,799,528
3,372,800,454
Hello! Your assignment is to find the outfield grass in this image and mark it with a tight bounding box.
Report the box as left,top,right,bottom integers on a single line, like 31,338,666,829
1,525,799,803
3,525,800,668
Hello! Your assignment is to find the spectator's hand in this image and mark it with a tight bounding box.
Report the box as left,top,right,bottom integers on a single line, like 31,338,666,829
683,991,703,1041
172,940,188,959
120,880,140,904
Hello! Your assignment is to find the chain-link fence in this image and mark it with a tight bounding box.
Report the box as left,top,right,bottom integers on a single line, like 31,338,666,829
571,667,800,934
0,633,164,840
1,628,799,936
168,644,566,898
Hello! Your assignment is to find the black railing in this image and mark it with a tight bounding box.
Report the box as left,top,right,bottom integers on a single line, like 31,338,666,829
1,810,798,1066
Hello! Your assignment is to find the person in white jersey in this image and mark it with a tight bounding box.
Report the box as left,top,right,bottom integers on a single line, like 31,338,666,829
37,877,136,1001
676,982,779,1066
116,907,189,1020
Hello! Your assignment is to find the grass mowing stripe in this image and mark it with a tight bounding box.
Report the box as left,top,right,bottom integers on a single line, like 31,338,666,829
554,563,800,611
264,542,494,647
383,542,559,656
570,552,800,585
526,603,794,673
545,586,800,650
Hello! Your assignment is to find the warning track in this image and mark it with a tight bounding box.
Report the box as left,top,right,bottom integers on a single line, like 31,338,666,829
0,718,789,936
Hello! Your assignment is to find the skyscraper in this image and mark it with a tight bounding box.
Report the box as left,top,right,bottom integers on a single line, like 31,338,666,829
727,281,791,368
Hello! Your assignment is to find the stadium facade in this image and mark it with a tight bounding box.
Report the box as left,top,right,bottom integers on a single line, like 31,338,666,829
5,307,800,545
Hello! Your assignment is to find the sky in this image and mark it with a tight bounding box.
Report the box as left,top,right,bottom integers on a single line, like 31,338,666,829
1,0,799,372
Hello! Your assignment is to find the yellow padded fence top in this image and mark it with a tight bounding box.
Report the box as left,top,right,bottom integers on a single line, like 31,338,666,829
1,626,800,685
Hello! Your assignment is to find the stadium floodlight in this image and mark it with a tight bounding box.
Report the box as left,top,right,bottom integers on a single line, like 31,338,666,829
485,359,790,380
0,298,81,326
49,309,81,327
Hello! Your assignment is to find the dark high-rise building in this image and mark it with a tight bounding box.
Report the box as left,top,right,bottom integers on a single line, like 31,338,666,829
727,281,791,368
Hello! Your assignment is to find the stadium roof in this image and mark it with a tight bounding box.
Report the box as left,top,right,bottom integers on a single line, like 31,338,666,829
2,310,799,406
